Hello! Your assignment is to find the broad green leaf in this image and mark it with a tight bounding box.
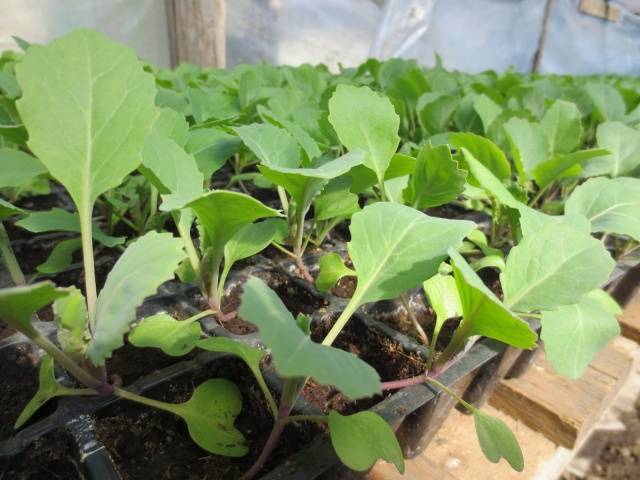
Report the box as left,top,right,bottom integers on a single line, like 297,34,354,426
234,123,300,168
0,198,23,219
584,83,626,122
502,223,615,312
0,281,68,335
197,337,265,387
504,117,550,179
460,148,521,209
328,85,400,185
151,108,189,147
566,177,640,242
169,379,247,456
403,143,466,208
541,291,620,379
448,249,536,348
313,177,360,221
257,105,321,162
87,231,185,365
15,355,86,429
185,128,242,178
423,274,461,323
316,253,355,293
418,93,459,134
348,202,476,306
328,411,404,473
450,132,511,181
238,277,380,399
466,229,503,258
140,136,203,211
15,29,157,219
37,238,82,274
129,313,202,356
53,286,87,360
583,121,640,177
188,191,280,268
0,149,47,188
473,94,502,133
188,86,239,124
224,219,286,267
348,153,416,194
474,411,524,471
15,209,125,247
532,148,609,189
541,100,583,154
518,208,590,238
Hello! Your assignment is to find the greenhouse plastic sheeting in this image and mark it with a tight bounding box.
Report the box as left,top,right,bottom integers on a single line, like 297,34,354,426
541,0,640,75
0,0,170,68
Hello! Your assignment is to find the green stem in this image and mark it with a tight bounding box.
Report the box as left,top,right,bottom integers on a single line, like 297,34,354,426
424,376,477,414
277,187,289,216
79,206,98,332
149,186,158,218
184,309,216,324
271,242,297,258
0,222,26,285
217,262,232,305
173,212,200,276
321,295,361,346
252,368,279,419
113,386,177,413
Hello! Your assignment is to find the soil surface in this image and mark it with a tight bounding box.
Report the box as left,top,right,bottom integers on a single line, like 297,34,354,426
96,358,320,480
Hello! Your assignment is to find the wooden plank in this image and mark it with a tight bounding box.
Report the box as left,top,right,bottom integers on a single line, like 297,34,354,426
579,0,621,22
166,0,226,68
619,293,640,344
489,339,632,448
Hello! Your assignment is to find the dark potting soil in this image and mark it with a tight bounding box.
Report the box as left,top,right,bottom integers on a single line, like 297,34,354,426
0,430,82,480
95,358,320,480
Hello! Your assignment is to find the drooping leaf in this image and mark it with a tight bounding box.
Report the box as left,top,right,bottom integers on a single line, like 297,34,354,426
129,313,202,357
234,123,300,168
86,231,185,365
238,277,380,399
0,281,68,335
565,176,640,241
0,149,47,188
583,121,640,177
328,85,400,185
53,286,87,360
316,253,355,293
15,29,157,220
502,223,615,312
168,379,247,456
474,411,524,471
15,209,125,247
37,238,82,274
532,148,609,189
328,410,404,473
503,117,550,180
541,290,620,379
348,202,476,306
541,99,583,154
224,219,287,267
450,132,511,181
403,143,466,209
185,128,242,178
197,337,266,388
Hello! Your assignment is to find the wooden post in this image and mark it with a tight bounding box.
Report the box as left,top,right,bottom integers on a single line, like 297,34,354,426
531,0,554,73
166,0,226,68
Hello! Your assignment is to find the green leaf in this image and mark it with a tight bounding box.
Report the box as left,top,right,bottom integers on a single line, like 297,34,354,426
15,209,125,247
450,132,511,181
460,148,521,209
313,177,361,221
531,148,610,189
448,249,536,348
0,198,23,219
504,117,550,180
328,85,400,185
474,411,524,471
418,93,459,134
584,121,640,177
257,105,322,162
224,219,286,267
502,223,615,312
403,143,466,208
169,379,247,456
129,313,202,356
565,177,640,242
473,94,502,133
328,410,404,473
423,274,461,323
37,238,82,274
185,128,242,178
0,281,68,335
541,100,583,154
151,108,189,147
234,123,300,168
197,337,265,385
348,153,416,194
316,253,355,293
15,355,85,430
53,286,88,360
584,83,626,122
15,29,157,219
541,290,620,379
238,277,380,399
348,202,476,306
86,231,185,365
518,208,590,238
0,149,47,188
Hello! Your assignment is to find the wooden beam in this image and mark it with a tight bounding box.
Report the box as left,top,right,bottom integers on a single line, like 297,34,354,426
619,293,640,344
166,0,226,68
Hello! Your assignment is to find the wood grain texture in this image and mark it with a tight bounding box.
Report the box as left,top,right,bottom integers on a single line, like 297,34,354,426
619,293,640,344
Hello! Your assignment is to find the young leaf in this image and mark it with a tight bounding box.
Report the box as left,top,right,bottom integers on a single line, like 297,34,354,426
502,223,615,312
0,282,69,335
583,122,640,177
169,379,247,456
224,219,287,267
86,231,185,365
238,277,380,399
316,253,355,293
313,177,361,221
186,128,242,178
328,410,404,473
53,286,88,360
36,238,82,274
151,108,189,147
348,202,476,306
0,148,47,188
584,83,626,122
328,85,400,185
418,93,459,134
473,94,502,133
531,148,609,189
257,105,322,163
198,337,266,387
541,290,621,379
15,29,157,218
129,313,202,357
450,132,511,181
474,411,524,471
234,123,300,168
565,177,640,242
403,143,466,209
503,117,550,180
448,249,536,349
0,198,23,219
541,99,583,154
